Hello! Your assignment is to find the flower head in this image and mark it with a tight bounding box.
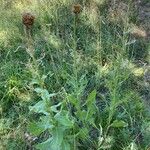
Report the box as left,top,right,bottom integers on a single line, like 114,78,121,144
72,4,82,14
22,12,35,29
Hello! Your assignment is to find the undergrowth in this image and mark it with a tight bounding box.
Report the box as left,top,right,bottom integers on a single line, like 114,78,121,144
0,0,150,150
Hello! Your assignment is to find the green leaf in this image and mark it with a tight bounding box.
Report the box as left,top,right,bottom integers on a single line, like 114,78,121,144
27,122,44,136
85,105,97,120
34,88,50,101
55,111,74,128
78,127,89,139
111,120,128,128
29,100,49,115
86,114,95,124
68,95,80,110
86,90,97,107
36,138,52,150
39,116,54,129
30,79,40,85
34,88,57,101
62,140,71,150
28,117,54,136
83,90,97,123
50,127,64,150
36,127,64,150
50,102,62,113
76,110,87,121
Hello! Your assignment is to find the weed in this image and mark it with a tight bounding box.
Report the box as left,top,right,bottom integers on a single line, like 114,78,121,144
0,0,150,149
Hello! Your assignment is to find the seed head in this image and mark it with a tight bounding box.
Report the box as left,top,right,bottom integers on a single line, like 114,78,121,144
22,12,35,29
73,4,81,14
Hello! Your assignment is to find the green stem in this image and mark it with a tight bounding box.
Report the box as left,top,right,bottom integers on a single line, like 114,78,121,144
73,14,78,96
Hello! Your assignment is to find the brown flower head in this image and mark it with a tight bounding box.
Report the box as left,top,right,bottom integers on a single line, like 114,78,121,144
22,12,35,29
73,4,82,14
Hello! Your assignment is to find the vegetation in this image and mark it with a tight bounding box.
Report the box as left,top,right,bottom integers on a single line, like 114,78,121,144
0,0,150,149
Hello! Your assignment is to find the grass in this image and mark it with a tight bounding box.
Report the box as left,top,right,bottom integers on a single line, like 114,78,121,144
0,0,150,150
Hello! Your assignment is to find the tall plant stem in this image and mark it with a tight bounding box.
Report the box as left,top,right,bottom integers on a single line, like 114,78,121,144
73,14,78,89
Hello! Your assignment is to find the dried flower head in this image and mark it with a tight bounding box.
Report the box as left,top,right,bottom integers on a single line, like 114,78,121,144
73,4,81,14
22,12,35,29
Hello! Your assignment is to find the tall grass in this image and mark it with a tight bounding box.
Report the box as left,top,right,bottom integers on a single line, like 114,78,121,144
0,0,150,149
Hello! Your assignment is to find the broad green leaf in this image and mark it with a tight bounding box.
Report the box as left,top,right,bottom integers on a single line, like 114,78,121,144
68,95,80,110
55,111,74,128
39,116,54,130
34,88,45,94
84,90,97,123
86,90,97,107
50,102,62,113
29,100,49,115
27,122,44,136
76,110,87,121
28,117,54,136
111,120,128,128
85,105,97,121
34,88,50,101
36,127,64,150
50,127,64,150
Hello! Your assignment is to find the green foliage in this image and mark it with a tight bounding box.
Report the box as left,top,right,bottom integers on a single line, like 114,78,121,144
28,86,74,149
28,82,100,149
110,120,128,128
0,0,150,149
